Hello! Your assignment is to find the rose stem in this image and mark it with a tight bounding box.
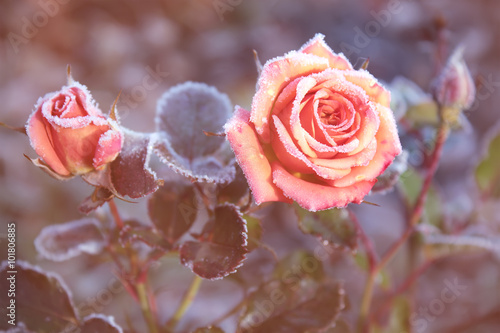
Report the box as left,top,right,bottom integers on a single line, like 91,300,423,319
108,199,124,229
348,208,378,271
136,281,159,333
166,275,203,331
356,116,449,333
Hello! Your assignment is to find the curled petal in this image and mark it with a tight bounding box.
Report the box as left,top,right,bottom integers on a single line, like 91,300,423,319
343,70,391,108
93,126,123,169
333,105,402,187
271,162,375,211
251,52,330,142
225,107,291,204
299,33,353,70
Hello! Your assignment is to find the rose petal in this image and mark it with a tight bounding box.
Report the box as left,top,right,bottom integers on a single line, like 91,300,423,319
271,161,376,211
310,139,377,170
93,126,123,169
26,108,71,176
251,52,330,142
225,107,291,204
299,33,353,71
333,105,402,187
343,70,391,108
272,116,351,180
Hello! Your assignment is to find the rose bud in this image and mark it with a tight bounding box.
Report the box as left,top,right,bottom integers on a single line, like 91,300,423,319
225,34,402,211
26,81,123,178
433,46,476,111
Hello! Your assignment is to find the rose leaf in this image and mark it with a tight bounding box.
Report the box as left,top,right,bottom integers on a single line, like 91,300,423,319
237,279,345,333
154,82,235,184
0,261,78,331
179,203,248,280
34,218,105,262
109,128,162,199
147,182,198,245
295,206,358,252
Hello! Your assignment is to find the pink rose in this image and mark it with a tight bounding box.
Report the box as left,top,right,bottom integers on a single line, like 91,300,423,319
27,81,123,177
225,34,402,211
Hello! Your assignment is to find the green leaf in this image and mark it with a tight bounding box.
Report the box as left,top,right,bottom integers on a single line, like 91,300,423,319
373,296,410,333
405,102,439,127
272,250,324,283
398,167,442,228
475,130,500,198
244,215,263,252
295,206,358,252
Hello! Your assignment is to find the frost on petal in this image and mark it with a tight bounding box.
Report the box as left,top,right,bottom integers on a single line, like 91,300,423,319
299,33,353,70
333,105,402,187
271,162,375,211
26,108,70,177
224,107,291,204
251,52,329,142
156,82,232,160
93,126,123,169
34,218,105,261
343,70,391,108
179,204,248,280
109,128,161,199
0,261,78,332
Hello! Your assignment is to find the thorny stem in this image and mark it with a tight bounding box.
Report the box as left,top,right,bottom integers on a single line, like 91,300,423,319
357,119,449,333
166,275,203,332
136,282,159,333
108,199,124,229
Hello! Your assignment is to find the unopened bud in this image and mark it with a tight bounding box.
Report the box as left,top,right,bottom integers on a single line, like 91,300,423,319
433,46,476,111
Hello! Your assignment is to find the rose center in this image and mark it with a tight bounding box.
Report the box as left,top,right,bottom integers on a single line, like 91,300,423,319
319,100,343,126
52,95,70,115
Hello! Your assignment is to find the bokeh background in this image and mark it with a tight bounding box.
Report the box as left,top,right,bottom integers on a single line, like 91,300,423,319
1,0,500,332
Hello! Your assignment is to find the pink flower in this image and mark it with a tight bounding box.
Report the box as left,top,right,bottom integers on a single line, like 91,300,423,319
27,81,123,178
225,34,402,211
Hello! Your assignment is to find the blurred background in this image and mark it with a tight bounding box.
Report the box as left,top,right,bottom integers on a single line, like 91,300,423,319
1,0,499,332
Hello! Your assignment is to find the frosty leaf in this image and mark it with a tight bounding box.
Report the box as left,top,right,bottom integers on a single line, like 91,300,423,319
34,218,105,261
475,128,500,198
180,204,248,280
154,138,235,184
296,206,358,251
421,233,500,260
192,327,225,333
119,220,171,250
148,182,197,245
0,261,78,331
217,165,250,204
238,280,345,333
156,82,232,159
79,314,123,333
372,150,408,194
79,187,114,215
398,167,442,228
109,128,161,199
